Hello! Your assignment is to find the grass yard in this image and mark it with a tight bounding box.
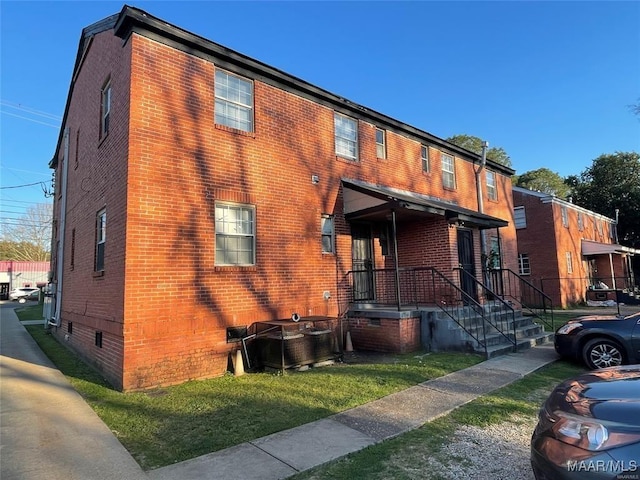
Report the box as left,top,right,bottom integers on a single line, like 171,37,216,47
22,324,481,470
13,303,44,321
292,361,585,480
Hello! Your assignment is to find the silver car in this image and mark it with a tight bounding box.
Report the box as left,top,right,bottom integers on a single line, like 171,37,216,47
8,288,39,303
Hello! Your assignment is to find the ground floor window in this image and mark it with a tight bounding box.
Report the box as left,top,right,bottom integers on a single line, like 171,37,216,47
215,202,256,265
518,253,531,275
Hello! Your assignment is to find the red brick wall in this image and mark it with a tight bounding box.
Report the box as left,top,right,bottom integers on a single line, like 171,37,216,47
52,28,518,390
348,316,421,353
513,190,618,308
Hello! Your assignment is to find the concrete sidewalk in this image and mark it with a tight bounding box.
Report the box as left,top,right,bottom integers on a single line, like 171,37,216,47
2,304,559,480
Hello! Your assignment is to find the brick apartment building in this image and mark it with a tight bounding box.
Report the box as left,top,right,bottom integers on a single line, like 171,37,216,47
512,187,638,308
49,6,520,391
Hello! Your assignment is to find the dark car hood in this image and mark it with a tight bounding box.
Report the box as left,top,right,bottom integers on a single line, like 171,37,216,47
546,365,640,426
575,314,626,322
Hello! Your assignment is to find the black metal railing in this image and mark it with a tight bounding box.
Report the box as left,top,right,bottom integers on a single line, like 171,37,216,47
340,266,520,357
487,268,555,332
457,268,518,349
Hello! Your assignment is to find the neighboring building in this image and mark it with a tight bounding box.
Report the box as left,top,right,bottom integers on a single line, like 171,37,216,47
0,261,49,300
49,6,521,391
512,187,638,308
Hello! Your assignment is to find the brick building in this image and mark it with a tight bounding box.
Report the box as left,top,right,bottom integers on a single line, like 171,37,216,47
0,261,49,300
512,187,638,308
49,6,520,391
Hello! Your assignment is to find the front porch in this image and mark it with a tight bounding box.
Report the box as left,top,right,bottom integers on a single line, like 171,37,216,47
338,266,555,359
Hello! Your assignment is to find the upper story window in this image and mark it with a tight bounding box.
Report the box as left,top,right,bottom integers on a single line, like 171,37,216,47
514,206,527,229
561,206,569,228
215,202,256,265
421,145,429,173
100,80,111,138
486,170,497,201
441,153,456,189
566,251,573,274
577,212,584,231
215,70,254,132
375,128,386,159
597,219,603,236
609,222,615,239
334,113,358,160
95,209,106,272
321,214,335,254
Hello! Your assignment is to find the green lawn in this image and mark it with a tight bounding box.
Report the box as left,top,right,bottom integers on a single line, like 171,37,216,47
293,361,585,480
13,303,44,321
22,324,481,470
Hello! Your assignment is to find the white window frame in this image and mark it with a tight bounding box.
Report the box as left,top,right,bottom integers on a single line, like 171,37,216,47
514,206,527,229
441,153,456,189
334,113,358,160
215,202,256,266
375,128,386,159
486,170,497,201
561,206,569,228
421,145,429,172
321,214,335,254
95,209,106,272
100,80,111,138
215,69,254,132
518,253,531,275
566,251,573,274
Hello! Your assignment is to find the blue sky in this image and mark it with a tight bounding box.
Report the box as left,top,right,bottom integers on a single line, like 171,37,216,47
1,1,639,227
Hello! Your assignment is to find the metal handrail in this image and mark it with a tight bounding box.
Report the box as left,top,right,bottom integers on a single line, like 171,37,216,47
490,268,555,332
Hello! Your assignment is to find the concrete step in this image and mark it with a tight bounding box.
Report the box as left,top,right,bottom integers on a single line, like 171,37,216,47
484,332,554,359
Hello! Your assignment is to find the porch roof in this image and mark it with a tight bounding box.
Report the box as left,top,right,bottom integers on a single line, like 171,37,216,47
582,239,640,256
342,178,509,230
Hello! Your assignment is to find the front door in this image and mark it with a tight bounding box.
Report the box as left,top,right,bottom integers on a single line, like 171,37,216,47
352,224,374,301
457,229,477,301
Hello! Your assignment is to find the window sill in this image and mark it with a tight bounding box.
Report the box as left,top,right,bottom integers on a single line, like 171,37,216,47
214,265,258,272
98,132,109,147
214,124,256,138
93,270,105,278
335,155,359,164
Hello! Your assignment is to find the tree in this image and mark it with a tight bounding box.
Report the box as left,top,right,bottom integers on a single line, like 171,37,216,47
0,203,52,261
514,168,571,199
446,134,512,168
570,152,640,247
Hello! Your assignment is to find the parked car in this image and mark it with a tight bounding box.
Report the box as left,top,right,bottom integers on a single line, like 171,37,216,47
8,288,39,303
531,365,640,479
554,312,640,369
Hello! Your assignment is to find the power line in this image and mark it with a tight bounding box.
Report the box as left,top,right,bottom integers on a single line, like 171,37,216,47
0,110,60,128
1,181,51,190
0,100,62,120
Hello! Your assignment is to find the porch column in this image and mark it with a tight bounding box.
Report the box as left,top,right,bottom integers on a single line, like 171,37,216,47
609,253,616,289
391,209,401,310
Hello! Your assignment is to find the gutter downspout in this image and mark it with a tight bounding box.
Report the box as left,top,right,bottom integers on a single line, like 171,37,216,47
476,141,488,275
51,127,70,327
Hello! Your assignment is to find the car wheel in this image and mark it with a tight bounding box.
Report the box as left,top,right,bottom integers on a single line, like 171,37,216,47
18,298,26,304
582,338,624,369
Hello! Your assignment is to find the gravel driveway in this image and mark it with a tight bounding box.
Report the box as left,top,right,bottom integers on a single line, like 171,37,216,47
424,414,536,480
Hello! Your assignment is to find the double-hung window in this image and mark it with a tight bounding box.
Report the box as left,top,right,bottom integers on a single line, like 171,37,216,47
518,254,531,275
215,70,254,132
514,206,527,229
577,212,584,231
375,128,386,159
215,202,256,265
321,215,335,254
334,113,358,160
566,251,573,274
441,153,456,189
95,209,106,272
486,170,497,200
100,80,111,138
561,206,569,227
421,145,429,172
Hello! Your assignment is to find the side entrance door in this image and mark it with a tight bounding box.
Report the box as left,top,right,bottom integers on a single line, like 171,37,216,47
457,229,477,302
352,224,374,301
